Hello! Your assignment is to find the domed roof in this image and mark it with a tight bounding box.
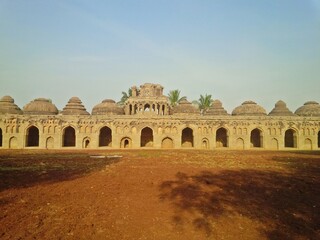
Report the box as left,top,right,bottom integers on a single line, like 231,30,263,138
61,97,89,115
172,99,199,115
268,100,295,116
232,100,267,116
0,95,23,115
204,99,229,115
92,99,124,115
294,101,320,117
23,98,58,115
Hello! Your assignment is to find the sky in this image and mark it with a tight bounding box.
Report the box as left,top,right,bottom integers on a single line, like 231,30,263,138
1,0,320,113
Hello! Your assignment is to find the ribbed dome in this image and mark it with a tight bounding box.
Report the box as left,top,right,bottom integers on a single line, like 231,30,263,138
172,99,199,115
61,97,89,115
92,99,124,115
232,100,267,116
204,99,229,115
269,100,294,116
294,101,320,117
0,95,23,114
23,98,58,115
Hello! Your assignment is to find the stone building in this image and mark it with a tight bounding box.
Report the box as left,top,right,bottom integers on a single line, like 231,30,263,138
0,83,319,150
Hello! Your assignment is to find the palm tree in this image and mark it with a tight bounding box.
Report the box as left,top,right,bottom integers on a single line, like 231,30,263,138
118,88,132,105
194,94,213,114
167,90,186,107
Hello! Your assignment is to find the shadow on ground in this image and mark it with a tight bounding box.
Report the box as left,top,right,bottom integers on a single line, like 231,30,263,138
159,157,320,239
0,153,120,192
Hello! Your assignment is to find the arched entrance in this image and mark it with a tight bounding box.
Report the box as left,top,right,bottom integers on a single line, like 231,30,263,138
216,128,228,147
83,138,90,148
250,128,262,148
46,137,54,149
0,128,2,147
9,137,18,149
285,129,297,148
121,137,132,148
304,138,312,150
162,137,173,148
63,126,76,147
236,138,244,149
318,131,320,148
181,127,193,147
26,126,39,147
202,138,209,149
141,127,153,147
99,126,112,147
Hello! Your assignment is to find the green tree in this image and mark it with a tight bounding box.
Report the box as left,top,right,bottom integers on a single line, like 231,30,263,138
168,90,186,107
193,94,213,114
118,88,132,105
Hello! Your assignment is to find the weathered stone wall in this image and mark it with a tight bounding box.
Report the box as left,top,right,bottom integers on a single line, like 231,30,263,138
0,114,319,150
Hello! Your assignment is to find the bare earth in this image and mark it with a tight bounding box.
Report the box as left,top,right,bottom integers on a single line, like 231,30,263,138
0,149,319,240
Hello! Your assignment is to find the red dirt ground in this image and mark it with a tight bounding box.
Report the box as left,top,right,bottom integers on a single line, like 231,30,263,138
0,149,319,240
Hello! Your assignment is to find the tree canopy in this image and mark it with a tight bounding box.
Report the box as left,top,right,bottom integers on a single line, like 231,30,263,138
167,90,186,107
193,94,213,113
118,88,132,105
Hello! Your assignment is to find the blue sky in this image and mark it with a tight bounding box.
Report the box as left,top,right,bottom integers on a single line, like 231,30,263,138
1,0,319,113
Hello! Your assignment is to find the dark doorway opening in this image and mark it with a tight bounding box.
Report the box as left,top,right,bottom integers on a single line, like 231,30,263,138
182,127,193,147
141,127,153,147
216,128,228,147
26,126,39,147
63,127,76,147
99,126,112,147
285,129,296,148
250,128,262,148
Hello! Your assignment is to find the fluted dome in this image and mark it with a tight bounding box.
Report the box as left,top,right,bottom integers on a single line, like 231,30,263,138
23,98,58,115
92,99,124,115
204,99,229,115
232,100,267,116
294,101,320,117
61,97,89,115
0,95,23,114
171,99,199,115
269,100,294,116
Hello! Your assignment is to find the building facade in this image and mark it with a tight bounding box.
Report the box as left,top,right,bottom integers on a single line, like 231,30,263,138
0,83,320,150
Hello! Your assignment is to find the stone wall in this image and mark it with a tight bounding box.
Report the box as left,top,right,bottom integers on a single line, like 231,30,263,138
0,114,319,150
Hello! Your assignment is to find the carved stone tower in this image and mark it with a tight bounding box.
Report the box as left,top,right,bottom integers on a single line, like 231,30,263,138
124,83,170,115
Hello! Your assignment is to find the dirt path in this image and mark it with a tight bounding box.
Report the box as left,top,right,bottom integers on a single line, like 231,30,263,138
0,150,319,239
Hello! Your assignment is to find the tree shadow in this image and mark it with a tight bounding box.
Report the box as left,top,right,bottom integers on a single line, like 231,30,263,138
159,160,320,239
0,153,120,192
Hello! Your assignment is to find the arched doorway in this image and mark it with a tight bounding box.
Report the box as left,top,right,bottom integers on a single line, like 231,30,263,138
121,137,132,148
202,138,209,149
0,128,2,147
99,126,112,147
26,126,39,147
63,126,76,147
162,137,173,148
9,137,18,149
181,127,193,147
46,137,54,149
216,128,228,147
141,127,153,147
318,131,320,148
144,104,151,112
285,129,297,148
304,138,312,150
250,128,262,148
236,138,244,149
83,138,90,148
